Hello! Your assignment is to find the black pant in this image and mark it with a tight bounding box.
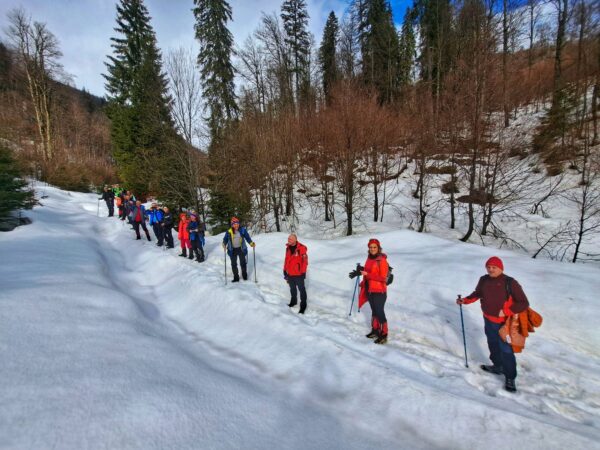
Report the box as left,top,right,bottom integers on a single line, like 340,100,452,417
288,276,307,308
163,225,173,247
368,292,387,325
191,238,204,260
230,247,247,279
105,200,114,216
152,223,163,245
484,318,517,379
133,221,150,239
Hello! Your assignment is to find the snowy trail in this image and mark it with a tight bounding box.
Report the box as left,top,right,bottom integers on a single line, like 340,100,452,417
0,188,400,450
2,185,600,449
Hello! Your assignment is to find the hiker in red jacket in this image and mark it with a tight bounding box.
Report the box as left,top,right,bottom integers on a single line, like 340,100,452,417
283,234,308,314
354,238,390,344
177,212,191,258
457,256,530,392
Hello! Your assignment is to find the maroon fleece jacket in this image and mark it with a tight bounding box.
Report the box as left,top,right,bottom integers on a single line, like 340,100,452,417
465,274,529,323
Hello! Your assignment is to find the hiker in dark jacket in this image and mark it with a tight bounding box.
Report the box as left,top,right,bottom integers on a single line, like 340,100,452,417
187,214,205,262
283,234,308,314
457,256,529,393
100,186,115,217
162,207,174,248
222,217,255,282
130,200,151,241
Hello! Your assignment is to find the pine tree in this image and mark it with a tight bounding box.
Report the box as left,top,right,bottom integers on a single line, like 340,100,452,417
193,0,242,231
193,0,238,140
281,0,311,106
0,143,36,229
361,0,401,104
319,11,339,103
104,0,173,196
398,8,416,88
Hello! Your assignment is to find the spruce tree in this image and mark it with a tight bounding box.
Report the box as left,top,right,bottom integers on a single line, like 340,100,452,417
193,0,241,231
0,143,35,229
361,0,401,104
193,0,238,140
104,0,173,196
398,8,416,88
319,11,339,103
281,0,311,106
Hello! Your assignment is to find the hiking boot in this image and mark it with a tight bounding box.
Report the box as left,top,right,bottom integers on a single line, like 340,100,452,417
288,301,297,307
365,329,378,339
232,277,240,283
374,335,388,344
178,249,187,257
504,378,517,393
299,305,306,314
188,253,194,260
480,365,504,375
242,273,248,281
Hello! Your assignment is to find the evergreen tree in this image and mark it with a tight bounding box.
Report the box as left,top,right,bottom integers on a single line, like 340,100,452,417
319,11,339,103
281,0,311,106
398,8,416,88
414,0,454,105
0,143,36,228
193,0,238,140
361,0,401,104
193,0,242,231
104,0,173,196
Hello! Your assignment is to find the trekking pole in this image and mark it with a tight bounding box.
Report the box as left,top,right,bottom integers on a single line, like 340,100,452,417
253,246,257,283
348,275,360,316
97,199,100,217
458,295,469,368
224,247,227,285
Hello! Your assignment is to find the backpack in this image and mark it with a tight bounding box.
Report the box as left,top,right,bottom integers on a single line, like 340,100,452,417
376,260,394,285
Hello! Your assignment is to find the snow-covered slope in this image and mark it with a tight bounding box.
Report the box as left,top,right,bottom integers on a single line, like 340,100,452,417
1,184,599,449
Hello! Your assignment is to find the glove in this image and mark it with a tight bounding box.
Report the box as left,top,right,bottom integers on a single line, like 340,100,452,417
283,270,288,281
349,270,359,279
301,273,306,280
250,242,256,248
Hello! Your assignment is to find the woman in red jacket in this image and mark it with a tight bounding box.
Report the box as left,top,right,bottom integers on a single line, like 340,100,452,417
359,238,390,344
177,212,191,258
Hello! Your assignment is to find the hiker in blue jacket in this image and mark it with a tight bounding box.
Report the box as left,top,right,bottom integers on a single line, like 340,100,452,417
129,200,151,241
222,217,255,282
148,203,164,247
187,214,205,262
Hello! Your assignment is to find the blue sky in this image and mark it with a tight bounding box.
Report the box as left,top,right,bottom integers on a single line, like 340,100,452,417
0,1,410,97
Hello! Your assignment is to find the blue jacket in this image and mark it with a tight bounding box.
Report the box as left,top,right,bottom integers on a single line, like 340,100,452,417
148,209,164,225
223,226,253,256
187,221,205,245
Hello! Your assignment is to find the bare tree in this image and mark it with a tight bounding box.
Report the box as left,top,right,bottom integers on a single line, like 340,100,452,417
165,47,204,147
6,8,63,163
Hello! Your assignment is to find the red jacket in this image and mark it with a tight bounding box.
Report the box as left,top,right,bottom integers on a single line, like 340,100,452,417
284,242,308,276
358,254,389,308
178,215,189,240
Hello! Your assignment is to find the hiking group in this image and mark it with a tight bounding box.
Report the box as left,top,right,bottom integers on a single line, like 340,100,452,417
99,185,542,393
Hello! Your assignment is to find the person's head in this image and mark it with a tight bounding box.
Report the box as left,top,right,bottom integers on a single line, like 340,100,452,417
135,200,141,206
163,206,169,213
103,186,108,191
151,202,157,209
287,233,297,246
485,256,504,278
368,238,381,256
231,217,240,230
179,212,186,220
190,214,197,222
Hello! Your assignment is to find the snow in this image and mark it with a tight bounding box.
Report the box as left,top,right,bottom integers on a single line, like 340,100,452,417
1,183,600,449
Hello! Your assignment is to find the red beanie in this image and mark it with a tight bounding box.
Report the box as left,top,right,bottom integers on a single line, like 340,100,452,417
485,256,504,271
231,217,240,225
368,238,381,248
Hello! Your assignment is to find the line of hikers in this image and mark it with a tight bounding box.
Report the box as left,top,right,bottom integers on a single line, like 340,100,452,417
99,185,541,393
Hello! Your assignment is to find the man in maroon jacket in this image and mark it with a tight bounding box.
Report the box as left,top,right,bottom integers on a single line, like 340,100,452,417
284,234,308,314
457,256,529,392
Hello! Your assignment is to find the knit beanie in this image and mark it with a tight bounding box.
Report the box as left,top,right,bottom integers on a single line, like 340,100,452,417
485,256,504,271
